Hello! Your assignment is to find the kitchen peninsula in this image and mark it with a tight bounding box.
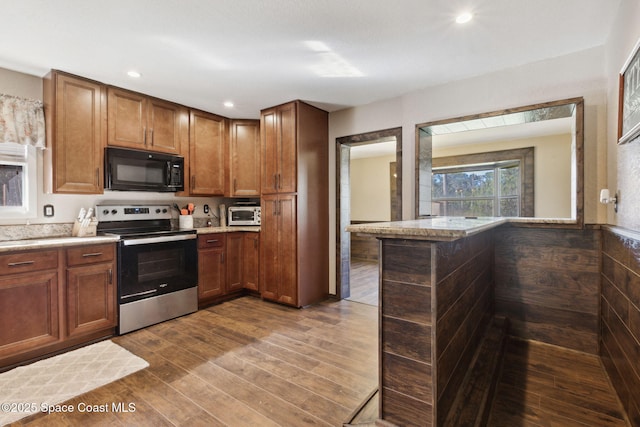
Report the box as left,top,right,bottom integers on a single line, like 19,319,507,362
347,217,506,426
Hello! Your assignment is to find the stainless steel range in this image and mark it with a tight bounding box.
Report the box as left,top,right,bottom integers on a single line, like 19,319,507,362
96,203,198,334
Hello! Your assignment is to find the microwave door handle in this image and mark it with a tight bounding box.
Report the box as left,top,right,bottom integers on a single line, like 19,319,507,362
166,161,171,186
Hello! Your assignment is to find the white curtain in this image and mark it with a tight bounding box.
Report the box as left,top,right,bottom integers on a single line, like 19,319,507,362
0,94,46,149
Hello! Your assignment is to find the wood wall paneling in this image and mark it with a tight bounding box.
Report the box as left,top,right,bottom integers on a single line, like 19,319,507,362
601,227,640,427
494,226,600,353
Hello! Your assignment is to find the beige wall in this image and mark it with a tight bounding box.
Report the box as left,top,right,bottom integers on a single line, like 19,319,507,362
433,134,573,218
350,154,395,221
605,0,640,230
329,46,609,294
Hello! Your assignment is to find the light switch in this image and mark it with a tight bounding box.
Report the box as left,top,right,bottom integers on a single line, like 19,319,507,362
44,204,54,217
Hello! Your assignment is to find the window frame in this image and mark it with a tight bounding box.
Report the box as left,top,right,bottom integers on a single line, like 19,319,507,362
432,147,534,217
0,143,38,219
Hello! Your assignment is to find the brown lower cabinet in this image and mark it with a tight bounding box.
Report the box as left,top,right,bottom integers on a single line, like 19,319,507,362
0,243,117,370
197,232,260,307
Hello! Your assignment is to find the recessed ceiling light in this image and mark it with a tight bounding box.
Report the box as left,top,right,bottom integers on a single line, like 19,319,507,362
455,12,473,24
127,70,141,78
223,101,234,108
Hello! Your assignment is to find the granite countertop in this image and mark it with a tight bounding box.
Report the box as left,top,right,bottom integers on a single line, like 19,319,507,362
0,235,121,253
0,226,261,252
195,226,260,234
346,217,508,241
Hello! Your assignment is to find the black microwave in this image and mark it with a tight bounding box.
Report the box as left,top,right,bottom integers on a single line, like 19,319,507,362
105,147,184,192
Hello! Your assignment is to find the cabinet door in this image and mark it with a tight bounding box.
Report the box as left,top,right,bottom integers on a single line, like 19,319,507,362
107,87,147,149
226,233,243,293
190,110,226,195
277,102,297,193
48,72,104,194
198,247,225,302
0,271,60,358
148,98,184,154
276,195,297,305
260,195,297,305
230,120,260,196
243,233,260,291
66,263,116,338
260,195,280,300
261,108,279,194
261,104,296,194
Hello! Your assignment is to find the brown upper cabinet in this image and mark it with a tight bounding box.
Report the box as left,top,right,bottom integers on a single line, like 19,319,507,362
107,87,188,155
43,70,106,194
189,110,227,196
261,102,297,194
229,120,260,197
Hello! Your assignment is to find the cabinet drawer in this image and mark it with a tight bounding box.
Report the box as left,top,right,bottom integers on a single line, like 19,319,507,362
0,250,58,275
66,244,115,267
198,234,225,249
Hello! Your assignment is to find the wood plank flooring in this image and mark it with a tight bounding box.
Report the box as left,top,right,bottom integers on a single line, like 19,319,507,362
488,338,629,427
10,296,378,427
347,260,378,307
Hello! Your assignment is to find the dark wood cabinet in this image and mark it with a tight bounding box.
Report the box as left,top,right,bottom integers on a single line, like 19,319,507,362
243,233,260,292
43,70,105,194
0,269,60,361
226,233,244,293
261,102,296,194
190,110,227,195
229,120,261,197
260,101,328,307
107,87,187,154
65,244,116,338
260,194,297,304
0,243,117,370
197,234,226,304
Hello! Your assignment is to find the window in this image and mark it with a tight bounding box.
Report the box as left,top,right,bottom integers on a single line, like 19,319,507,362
0,143,37,218
431,147,534,217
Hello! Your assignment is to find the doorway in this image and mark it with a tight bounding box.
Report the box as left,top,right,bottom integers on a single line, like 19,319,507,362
336,127,402,303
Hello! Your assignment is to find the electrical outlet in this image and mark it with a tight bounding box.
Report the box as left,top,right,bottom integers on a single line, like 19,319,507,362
44,204,54,217
203,204,209,214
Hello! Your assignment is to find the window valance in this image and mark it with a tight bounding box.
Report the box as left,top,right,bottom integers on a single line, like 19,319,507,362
0,94,46,149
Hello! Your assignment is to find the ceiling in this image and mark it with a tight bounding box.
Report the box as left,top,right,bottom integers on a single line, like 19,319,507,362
0,0,620,119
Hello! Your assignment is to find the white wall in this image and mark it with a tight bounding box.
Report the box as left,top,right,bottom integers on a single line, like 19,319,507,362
605,0,640,230
350,154,395,221
329,46,609,294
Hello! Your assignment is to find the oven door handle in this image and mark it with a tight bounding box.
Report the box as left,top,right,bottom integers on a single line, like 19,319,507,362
122,233,197,246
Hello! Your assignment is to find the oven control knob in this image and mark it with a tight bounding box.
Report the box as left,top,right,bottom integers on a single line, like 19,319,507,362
102,209,109,215
162,208,168,213
156,208,161,213
111,209,118,215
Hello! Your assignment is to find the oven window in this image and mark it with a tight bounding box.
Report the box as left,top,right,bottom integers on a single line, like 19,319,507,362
137,248,184,282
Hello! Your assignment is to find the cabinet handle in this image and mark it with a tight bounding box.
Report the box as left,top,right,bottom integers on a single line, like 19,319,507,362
221,252,225,264
8,260,35,267
108,268,113,284
278,173,281,190
150,128,154,146
143,126,147,146
82,252,103,257
274,174,278,191
206,239,219,244
233,178,237,193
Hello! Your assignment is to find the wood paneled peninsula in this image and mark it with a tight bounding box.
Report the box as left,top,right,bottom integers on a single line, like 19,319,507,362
347,217,506,426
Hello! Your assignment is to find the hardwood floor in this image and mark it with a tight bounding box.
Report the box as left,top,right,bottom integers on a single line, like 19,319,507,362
488,338,629,427
346,260,378,307
11,296,378,427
